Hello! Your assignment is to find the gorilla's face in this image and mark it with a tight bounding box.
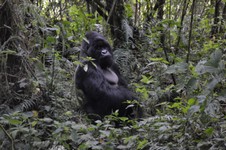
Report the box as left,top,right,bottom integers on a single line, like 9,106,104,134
83,32,114,69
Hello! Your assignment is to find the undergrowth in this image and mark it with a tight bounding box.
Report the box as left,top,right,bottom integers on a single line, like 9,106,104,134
1,0,226,150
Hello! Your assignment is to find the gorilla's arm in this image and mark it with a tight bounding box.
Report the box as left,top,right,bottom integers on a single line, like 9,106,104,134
84,67,134,101
76,65,135,116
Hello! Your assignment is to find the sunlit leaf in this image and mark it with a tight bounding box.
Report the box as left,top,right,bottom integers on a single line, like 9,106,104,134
188,98,196,106
141,75,153,84
171,102,181,108
83,64,88,72
42,118,53,123
126,104,135,109
0,50,17,55
32,111,39,118
137,139,148,150
119,117,129,122
8,119,22,125
65,111,72,116
31,121,38,127
41,48,50,53
204,127,214,137
83,37,89,44
149,57,169,64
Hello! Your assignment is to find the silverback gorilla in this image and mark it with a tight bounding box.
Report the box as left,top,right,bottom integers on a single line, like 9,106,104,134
76,31,141,119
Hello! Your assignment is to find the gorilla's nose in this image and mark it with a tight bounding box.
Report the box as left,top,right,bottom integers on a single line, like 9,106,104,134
101,49,108,55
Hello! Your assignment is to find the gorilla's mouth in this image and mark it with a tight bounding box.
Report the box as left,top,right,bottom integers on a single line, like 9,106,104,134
100,56,113,68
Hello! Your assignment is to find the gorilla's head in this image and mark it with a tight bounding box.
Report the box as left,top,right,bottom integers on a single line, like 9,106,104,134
81,31,113,69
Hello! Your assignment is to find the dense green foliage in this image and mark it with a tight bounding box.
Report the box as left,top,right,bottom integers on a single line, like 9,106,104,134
0,0,226,149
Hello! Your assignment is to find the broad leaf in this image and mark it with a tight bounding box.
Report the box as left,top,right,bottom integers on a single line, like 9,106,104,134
165,62,188,74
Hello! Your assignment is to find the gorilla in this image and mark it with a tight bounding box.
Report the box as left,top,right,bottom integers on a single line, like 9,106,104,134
76,31,141,119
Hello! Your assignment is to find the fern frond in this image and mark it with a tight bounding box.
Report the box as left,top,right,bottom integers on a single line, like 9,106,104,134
20,99,37,111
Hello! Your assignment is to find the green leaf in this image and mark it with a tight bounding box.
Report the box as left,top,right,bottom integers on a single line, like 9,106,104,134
195,61,217,74
46,27,58,31
135,87,149,100
189,64,198,77
119,117,129,122
196,50,223,75
46,36,55,43
206,78,219,91
8,119,22,125
204,127,214,137
149,57,169,64
0,50,17,55
83,37,89,44
165,62,188,74
206,49,222,68
188,98,196,106
41,48,50,53
64,111,72,116
140,75,153,84
169,102,181,109
137,139,148,150
42,118,53,123
31,121,38,127
186,77,198,90
53,128,63,134
188,105,200,115
99,130,110,137
11,130,19,139
71,129,78,142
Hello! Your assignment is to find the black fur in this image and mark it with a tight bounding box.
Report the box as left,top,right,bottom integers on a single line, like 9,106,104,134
76,31,141,119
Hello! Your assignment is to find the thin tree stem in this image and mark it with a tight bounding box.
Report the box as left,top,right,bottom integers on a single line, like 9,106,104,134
187,0,196,63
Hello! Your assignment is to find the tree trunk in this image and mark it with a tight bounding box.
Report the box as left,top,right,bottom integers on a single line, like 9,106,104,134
86,0,127,48
0,0,26,105
106,0,126,48
220,2,226,35
211,0,221,37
